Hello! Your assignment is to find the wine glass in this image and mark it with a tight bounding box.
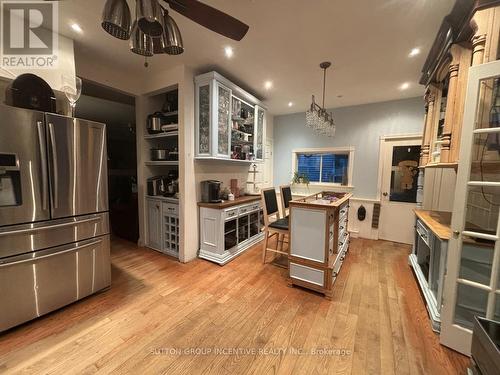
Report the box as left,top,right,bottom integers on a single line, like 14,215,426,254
61,75,82,117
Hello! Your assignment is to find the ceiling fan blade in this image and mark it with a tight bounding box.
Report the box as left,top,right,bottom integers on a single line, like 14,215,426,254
163,0,249,41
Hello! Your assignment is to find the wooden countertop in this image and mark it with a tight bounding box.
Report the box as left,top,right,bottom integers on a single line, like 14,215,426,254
414,209,452,240
198,195,261,209
289,192,352,209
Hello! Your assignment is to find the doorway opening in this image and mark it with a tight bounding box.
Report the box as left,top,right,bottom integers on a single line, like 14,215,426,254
75,79,138,243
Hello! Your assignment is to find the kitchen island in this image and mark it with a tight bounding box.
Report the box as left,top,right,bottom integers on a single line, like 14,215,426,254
288,192,351,298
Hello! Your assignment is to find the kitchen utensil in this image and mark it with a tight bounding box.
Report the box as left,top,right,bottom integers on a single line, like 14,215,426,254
168,147,179,161
150,148,169,161
5,74,56,113
147,176,168,196
161,124,178,132
163,90,178,112
147,112,163,133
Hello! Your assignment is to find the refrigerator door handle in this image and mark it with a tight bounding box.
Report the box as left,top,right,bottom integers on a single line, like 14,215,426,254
36,121,48,210
48,122,59,209
0,239,103,268
0,216,102,237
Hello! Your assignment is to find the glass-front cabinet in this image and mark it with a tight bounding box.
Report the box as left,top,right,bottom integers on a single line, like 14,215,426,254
440,59,500,356
195,71,265,162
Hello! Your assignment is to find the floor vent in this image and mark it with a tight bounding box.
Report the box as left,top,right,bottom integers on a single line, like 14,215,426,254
372,203,381,228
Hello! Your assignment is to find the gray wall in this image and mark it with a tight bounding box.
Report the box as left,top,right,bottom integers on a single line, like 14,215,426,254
273,97,424,199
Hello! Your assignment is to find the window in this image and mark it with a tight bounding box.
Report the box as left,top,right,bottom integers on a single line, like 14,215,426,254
293,147,354,186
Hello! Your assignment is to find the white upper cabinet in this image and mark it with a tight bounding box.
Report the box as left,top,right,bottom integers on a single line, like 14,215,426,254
195,72,265,162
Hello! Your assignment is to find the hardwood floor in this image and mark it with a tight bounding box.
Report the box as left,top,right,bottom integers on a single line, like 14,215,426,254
0,238,469,374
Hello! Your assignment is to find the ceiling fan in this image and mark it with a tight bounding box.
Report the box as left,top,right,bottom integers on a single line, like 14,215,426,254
47,0,248,61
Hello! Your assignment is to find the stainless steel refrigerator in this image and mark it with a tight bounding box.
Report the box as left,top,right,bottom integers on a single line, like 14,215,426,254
0,104,111,332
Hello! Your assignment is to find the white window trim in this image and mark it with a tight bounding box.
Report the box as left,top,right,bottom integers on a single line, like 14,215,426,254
291,146,355,189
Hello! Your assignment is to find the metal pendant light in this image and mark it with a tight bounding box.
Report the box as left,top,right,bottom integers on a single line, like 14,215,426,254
130,21,153,57
163,12,184,55
152,10,184,55
152,36,165,55
136,0,164,37
101,0,132,40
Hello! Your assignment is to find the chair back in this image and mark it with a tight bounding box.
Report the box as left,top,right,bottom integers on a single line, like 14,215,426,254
280,185,292,216
261,187,280,228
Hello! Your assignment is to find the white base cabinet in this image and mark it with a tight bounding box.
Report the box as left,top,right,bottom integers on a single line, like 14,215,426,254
409,217,448,332
146,197,179,259
199,200,264,265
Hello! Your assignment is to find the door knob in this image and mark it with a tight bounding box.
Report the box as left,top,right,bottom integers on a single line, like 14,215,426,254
453,231,460,238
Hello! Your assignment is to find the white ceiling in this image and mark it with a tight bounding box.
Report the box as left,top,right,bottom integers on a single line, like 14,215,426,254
58,0,454,115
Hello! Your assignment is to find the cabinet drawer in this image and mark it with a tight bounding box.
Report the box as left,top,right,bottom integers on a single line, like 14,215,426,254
162,202,179,216
332,252,344,278
338,218,347,232
249,202,261,212
239,204,253,215
338,229,348,246
0,235,110,333
289,262,325,287
224,208,239,220
339,209,348,223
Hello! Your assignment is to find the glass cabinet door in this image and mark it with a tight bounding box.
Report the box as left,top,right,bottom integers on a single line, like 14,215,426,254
249,211,259,237
197,84,211,155
238,215,249,243
255,106,265,161
216,83,231,158
431,77,449,164
440,60,500,355
224,218,237,250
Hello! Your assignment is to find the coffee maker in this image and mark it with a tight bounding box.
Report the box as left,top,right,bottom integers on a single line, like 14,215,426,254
200,180,222,203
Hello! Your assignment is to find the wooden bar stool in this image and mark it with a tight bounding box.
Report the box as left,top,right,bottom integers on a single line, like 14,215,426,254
261,187,289,265
279,185,293,218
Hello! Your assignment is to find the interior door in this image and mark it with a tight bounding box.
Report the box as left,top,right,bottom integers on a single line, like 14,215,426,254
378,136,422,244
440,60,500,355
46,114,108,218
0,105,50,226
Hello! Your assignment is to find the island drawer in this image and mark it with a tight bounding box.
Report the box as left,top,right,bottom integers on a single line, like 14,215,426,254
289,262,325,287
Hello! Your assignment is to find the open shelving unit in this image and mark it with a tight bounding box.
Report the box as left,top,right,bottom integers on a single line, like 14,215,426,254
141,85,180,260
144,131,178,139
144,161,179,166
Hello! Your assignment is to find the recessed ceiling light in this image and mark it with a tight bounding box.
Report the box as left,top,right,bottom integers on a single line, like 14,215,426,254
408,47,420,57
224,46,233,58
400,82,410,90
288,102,293,107
264,81,273,90
71,23,83,33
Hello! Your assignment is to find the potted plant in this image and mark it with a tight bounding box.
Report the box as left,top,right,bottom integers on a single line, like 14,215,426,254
291,172,310,195
292,172,310,185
